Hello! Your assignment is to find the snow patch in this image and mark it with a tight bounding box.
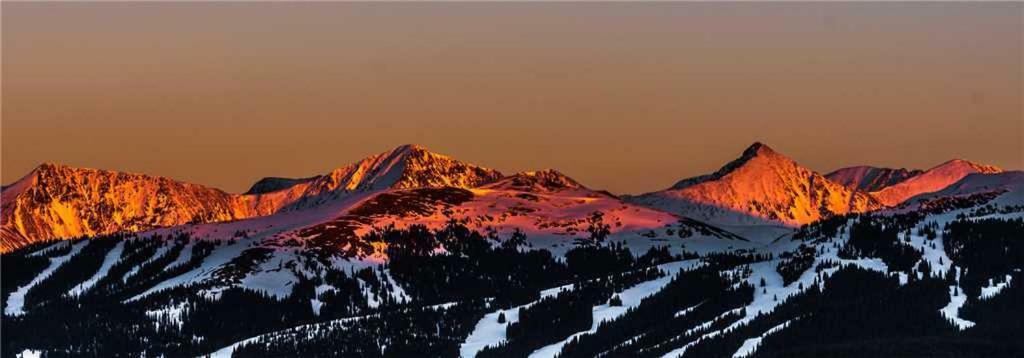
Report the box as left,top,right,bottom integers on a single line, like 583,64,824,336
16,350,42,358
732,319,793,358
939,284,975,330
980,275,1013,300
674,302,704,318
26,241,69,257
69,241,125,297
166,242,195,270
146,301,188,331
123,244,171,282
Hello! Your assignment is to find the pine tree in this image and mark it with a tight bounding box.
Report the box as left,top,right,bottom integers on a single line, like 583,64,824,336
609,295,623,307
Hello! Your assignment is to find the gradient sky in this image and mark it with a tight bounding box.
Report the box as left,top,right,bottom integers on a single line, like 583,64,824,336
3,2,1021,195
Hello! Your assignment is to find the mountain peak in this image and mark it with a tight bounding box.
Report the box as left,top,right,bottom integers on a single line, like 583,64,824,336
742,142,777,158
932,159,1002,174
636,142,881,226
671,142,792,190
33,162,85,176
37,161,67,170
244,176,320,195
393,143,428,154
310,144,502,195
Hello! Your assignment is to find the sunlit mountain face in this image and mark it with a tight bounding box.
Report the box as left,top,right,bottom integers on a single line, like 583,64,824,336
1,144,503,252
624,143,885,227
3,143,1022,358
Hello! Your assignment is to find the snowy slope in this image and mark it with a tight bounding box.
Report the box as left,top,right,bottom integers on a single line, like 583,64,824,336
903,171,1024,208
871,159,1003,206
825,166,922,192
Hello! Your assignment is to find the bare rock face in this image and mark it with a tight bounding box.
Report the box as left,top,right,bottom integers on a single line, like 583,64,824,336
0,163,252,252
628,143,883,226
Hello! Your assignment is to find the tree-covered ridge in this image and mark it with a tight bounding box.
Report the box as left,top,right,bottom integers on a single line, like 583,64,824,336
2,209,1023,357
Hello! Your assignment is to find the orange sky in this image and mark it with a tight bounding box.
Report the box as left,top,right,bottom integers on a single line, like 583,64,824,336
2,2,1021,195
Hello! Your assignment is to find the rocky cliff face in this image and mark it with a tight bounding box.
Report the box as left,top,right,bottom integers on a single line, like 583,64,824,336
0,163,258,252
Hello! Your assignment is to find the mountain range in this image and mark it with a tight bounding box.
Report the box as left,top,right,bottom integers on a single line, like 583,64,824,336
2,142,1022,358
1,144,503,252
3,142,1005,253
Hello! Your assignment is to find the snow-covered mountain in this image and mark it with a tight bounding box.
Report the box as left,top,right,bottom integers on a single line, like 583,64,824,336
4,143,1024,358
272,169,754,259
825,166,923,192
626,143,883,226
239,144,503,213
0,144,503,252
869,159,1003,206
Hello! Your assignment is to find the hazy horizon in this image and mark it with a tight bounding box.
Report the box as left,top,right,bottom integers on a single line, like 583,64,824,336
4,2,1021,194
